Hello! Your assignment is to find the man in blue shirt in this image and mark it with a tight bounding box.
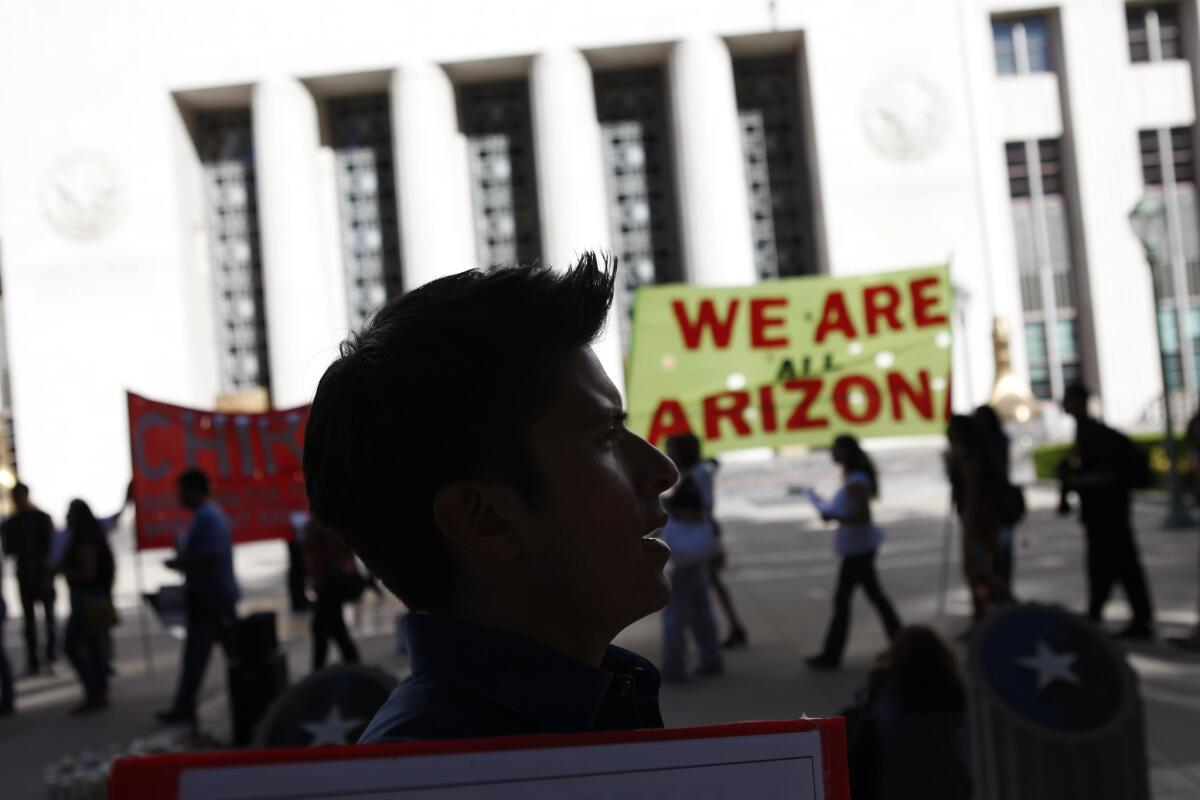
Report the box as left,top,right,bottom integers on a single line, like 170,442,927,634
157,468,240,724
304,253,679,742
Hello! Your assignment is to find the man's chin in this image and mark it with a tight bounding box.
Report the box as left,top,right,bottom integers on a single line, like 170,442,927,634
610,573,672,634
641,571,673,615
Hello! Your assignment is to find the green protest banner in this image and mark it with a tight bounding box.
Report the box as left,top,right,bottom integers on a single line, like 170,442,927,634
627,265,953,454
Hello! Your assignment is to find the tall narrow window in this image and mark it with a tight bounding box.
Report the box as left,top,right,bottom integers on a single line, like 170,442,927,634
1006,138,1084,400
460,81,541,268
1127,3,1182,63
195,110,270,395
329,94,402,329
733,55,819,280
992,16,1053,76
1139,125,1200,391
594,67,682,343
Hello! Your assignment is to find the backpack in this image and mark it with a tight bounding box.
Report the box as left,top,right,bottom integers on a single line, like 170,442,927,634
1124,437,1154,490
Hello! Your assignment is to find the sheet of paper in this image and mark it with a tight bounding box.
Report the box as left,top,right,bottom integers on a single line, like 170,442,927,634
178,730,824,800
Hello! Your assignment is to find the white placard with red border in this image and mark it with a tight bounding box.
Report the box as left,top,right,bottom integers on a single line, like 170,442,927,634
109,719,849,799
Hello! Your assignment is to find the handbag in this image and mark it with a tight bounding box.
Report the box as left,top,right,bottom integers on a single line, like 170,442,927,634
996,482,1026,527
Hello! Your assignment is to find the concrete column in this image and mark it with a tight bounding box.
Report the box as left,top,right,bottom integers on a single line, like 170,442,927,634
529,48,624,395
1058,5,1160,425
390,63,475,290
668,37,757,288
252,77,346,408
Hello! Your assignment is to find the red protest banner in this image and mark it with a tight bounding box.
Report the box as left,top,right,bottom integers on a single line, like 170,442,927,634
127,392,309,551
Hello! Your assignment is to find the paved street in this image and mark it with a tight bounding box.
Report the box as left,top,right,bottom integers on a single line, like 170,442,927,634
2,443,1199,798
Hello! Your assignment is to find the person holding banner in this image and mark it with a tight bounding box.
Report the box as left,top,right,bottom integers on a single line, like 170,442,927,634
60,500,117,714
305,254,680,742
803,435,902,670
157,469,241,725
659,433,723,682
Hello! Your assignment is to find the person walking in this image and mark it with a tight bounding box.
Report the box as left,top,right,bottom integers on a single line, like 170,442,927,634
60,500,117,714
1061,384,1155,639
804,435,902,670
701,457,749,650
1172,406,1200,651
303,517,362,672
156,469,241,724
945,415,1013,622
1,483,57,675
659,433,723,682
0,554,14,716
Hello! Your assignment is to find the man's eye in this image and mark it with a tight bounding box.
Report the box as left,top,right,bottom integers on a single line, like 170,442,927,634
601,422,626,446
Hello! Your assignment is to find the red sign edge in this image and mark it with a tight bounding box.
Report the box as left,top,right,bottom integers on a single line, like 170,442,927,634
109,717,849,799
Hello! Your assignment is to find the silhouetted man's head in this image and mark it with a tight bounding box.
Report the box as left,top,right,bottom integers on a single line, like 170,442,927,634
1063,384,1091,421
177,469,210,511
304,254,678,651
11,482,29,510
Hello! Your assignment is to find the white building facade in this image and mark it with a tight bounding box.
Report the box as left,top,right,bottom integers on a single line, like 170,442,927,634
0,0,1195,515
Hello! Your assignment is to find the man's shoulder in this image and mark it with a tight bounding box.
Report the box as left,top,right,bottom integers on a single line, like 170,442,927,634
358,672,536,744
194,502,232,531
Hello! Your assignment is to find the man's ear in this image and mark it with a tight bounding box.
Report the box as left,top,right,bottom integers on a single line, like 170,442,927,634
432,480,522,561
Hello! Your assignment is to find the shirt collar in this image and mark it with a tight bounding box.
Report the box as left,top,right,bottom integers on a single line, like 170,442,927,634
404,613,658,733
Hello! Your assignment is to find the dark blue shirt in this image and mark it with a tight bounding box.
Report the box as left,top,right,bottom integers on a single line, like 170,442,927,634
359,614,664,743
180,501,240,611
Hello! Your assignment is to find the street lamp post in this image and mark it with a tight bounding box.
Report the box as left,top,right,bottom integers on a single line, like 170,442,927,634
1129,196,1195,529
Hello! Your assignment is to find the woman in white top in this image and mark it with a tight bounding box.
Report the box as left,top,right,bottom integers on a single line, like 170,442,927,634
804,435,902,670
660,433,724,682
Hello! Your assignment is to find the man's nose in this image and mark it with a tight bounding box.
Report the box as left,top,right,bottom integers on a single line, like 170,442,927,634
636,434,679,496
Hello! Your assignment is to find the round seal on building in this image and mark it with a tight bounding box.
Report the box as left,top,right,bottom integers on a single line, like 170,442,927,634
41,153,124,241
861,72,951,162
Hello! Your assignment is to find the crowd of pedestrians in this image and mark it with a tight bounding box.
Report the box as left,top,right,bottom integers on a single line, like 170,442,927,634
0,467,365,723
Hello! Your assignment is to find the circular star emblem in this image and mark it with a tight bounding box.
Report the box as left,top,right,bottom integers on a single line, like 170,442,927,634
975,605,1129,734
252,664,398,747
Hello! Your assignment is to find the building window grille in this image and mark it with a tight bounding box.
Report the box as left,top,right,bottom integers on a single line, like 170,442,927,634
460,81,541,268
329,93,402,330
1139,126,1200,390
1140,126,1193,187
1006,142,1030,198
1006,138,1084,400
992,16,1053,75
594,67,682,345
1127,3,1182,63
733,55,819,280
195,110,270,395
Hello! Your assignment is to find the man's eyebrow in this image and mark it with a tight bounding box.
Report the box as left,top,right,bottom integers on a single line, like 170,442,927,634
589,407,629,427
